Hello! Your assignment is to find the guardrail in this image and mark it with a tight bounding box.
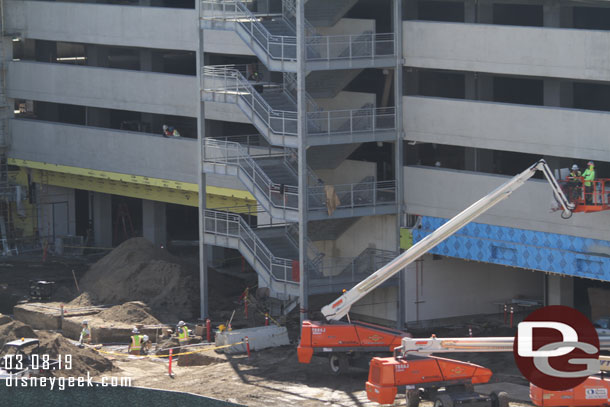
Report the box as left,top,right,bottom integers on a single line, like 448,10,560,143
204,138,299,210
308,178,397,212
203,65,299,136
204,209,297,283
201,0,396,63
204,66,397,139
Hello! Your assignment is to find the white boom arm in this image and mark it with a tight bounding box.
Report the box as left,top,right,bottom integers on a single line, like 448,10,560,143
321,159,574,321
399,336,610,370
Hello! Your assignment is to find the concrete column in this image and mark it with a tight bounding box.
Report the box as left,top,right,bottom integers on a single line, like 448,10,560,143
466,73,493,101
140,49,163,72
560,6,573,28
544,79,561,107
35,40,56,63
142,200,167,246
92,192,112,248
547,274,574,307
85,45,108,68
86,107,110,128
477,0,494,24
560,82,574,108
464,0,476,23
464,147,476,171
543,0,561,27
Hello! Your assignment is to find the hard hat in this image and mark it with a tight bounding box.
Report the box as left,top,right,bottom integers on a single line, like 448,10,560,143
82,320,88,325
218,324,226,332
132,328,140,334
178,321,185,327
142,335,149,342
162,125,168,131
571,164,579,171
588,161,595,166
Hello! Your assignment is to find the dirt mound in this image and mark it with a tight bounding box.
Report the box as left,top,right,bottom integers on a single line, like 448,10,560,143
96,301,160,325
36,331,114,377
79,238,197,321
177,352,225,367
0,318,36,347
68,292,97,307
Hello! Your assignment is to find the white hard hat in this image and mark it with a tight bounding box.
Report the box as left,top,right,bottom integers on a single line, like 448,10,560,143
143,335,149,342
132,328,139,334
571,164,579,171
82,320,88,325
162,125,168,131
178,321,185,327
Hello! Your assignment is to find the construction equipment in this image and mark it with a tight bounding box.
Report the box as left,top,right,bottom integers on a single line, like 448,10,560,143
366,335,610,406
561,177,610,214
298,159,575,373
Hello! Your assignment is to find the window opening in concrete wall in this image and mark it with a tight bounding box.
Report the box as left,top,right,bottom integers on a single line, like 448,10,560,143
493,4,543,26
417,0,465,22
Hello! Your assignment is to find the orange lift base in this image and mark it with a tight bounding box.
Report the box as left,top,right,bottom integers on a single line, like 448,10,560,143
530,376,610,407
297,320,409,364
366,355,493,405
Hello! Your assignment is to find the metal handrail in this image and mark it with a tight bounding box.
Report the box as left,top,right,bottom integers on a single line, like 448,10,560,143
203,65,299,136
282,148,321,187
285,223,325,267
204,66,396,138
204,209,298,283
201,0,396,63
204,138,299,210
201,0,297,61
283,72,322,113
308,178,397,211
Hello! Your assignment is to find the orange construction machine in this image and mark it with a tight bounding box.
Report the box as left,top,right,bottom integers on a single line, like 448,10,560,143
299,159,577,374
366,335,610,407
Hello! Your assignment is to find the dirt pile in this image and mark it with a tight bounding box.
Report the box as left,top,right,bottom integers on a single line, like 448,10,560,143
95,301,160,325
68,292,98,307
177,352,225,367
0,314,36,347
79,238,197,321
36,331,115,378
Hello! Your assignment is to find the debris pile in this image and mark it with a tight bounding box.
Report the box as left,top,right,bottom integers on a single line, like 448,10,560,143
0,314,35,347
95,302,160,326
177,352,225,367
78,238,197,321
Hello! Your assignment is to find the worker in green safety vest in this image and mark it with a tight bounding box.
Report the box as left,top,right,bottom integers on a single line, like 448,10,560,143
128,328,143,356
176,321,189,348
78,320,91,348
583,161,596,204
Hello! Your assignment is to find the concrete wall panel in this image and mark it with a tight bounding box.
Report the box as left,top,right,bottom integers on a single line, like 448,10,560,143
5,0,198,50
404,21,610,81
403,96,610,162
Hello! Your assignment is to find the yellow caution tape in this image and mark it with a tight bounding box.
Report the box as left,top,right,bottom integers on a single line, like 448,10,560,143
93,341,244,359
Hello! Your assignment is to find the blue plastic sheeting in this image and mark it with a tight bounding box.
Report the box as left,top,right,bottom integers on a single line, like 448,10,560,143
413,216,610,281
0,381,244,407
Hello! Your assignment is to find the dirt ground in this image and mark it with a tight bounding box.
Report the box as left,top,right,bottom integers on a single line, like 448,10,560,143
0,249,533,406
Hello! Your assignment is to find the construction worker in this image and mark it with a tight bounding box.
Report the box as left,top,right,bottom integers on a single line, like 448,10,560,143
140,335,152,355
169,126,181,138
567,164,582,202
176,321,189,348
583,161,596,204
78,320,91,348
128,328,144,356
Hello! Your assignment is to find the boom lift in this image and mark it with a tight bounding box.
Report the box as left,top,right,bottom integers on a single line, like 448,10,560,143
366,335,610,406
298,159,575,373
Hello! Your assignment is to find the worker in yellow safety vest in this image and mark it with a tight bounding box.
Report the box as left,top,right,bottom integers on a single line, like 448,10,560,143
176,321,189,347
128,328,144,355
78,320,91,348
583,161,596,204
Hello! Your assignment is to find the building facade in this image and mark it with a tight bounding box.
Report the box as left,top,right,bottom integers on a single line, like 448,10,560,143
3,0,610,326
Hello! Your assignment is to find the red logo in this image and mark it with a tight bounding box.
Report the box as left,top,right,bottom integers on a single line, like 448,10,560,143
513,305,600,391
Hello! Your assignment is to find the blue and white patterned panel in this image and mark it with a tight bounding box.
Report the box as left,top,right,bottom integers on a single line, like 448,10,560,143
413,217,610,281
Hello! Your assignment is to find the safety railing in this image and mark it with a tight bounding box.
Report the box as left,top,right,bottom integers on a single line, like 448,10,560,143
285,223,325,269
308,177,397,212
307,106,396,136
201,1,395,64
203,65,299,136
201,0,297,61
560,178,610,211
309,248,398,291
282,148,322,187
204,138,299,210
204,209,297,283
283,72,322,113
306,32,396,61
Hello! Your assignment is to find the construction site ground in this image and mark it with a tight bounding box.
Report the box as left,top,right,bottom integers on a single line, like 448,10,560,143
0,243,533,407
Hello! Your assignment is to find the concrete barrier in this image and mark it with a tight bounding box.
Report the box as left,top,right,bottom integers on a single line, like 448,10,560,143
215,326,290,354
